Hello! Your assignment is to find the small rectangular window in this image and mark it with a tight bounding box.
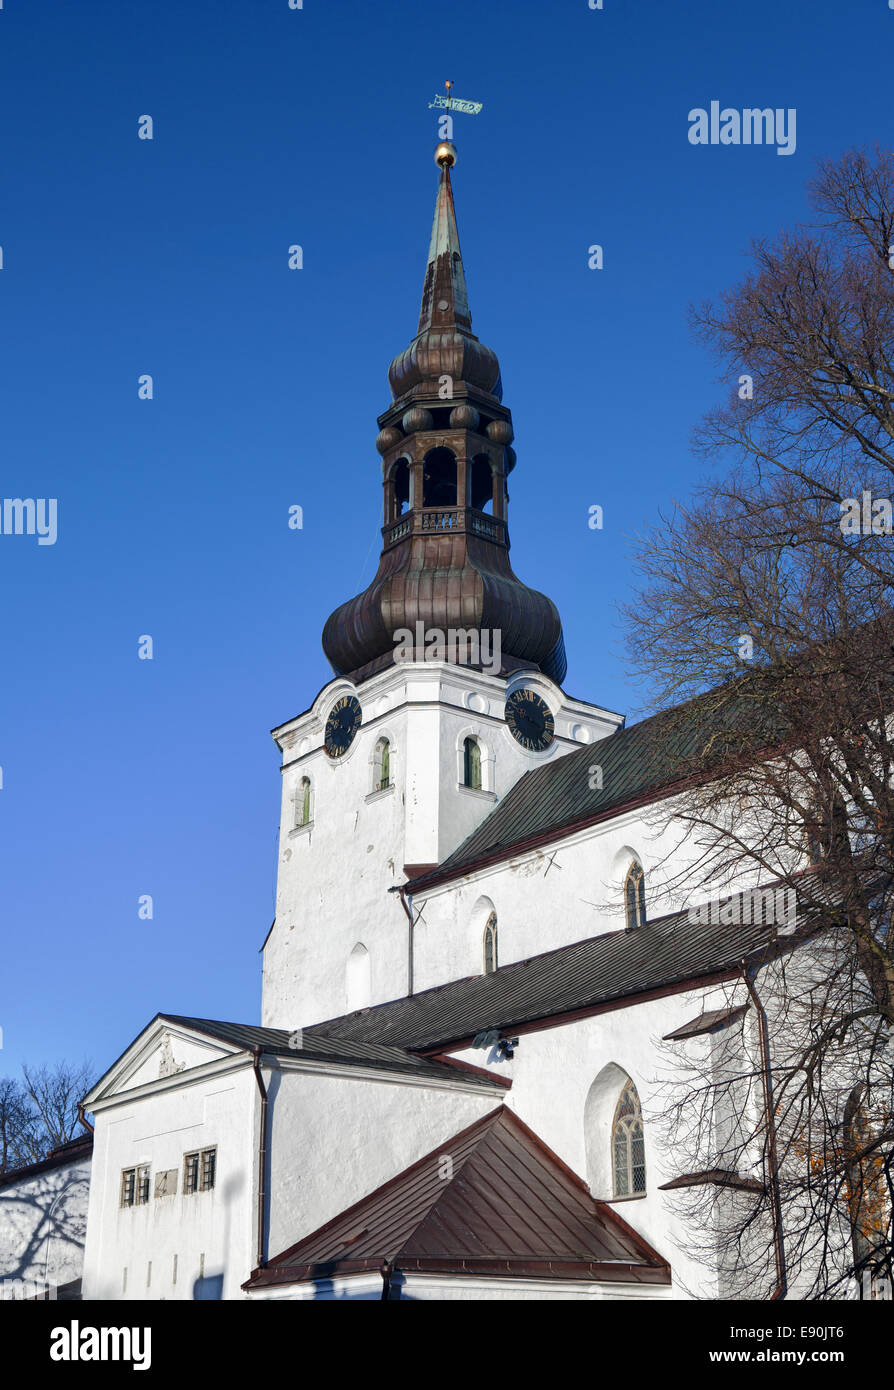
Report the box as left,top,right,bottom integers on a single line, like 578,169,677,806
136,1164,150,1205
200,1147,217,1192
121,1168,136,1208
183,1152,199,1195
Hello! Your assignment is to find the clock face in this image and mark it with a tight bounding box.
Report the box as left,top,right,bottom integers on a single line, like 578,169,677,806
505,688,555,752
324,694,362,758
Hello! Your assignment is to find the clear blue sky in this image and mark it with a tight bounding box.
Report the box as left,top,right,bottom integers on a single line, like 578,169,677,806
1,0,890,1080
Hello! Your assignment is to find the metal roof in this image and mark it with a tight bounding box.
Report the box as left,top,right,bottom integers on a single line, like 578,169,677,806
307,909,775,1053
245,1106,671,1290
156,1015,503,1091
407,689,780,893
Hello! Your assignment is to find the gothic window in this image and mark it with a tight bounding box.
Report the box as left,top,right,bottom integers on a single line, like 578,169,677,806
805,793,849,865
612,1081,646,1196
844,1086,886,1279
373,737,391,792
422,448,457,508
294,776,312,828
483,912,498,974
624,860,646,930
463,737,482,790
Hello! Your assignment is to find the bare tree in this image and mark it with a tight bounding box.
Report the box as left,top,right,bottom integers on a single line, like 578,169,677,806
624,146,894,1297
0,1063,94,1173
21,1062,94,1154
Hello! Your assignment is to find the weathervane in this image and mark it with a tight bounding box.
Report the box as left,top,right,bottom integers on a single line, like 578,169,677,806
428,79,483,144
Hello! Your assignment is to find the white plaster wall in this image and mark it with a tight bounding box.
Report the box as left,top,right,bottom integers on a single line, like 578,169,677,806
263,663,619,1029
408,789,776,994
446,982,749,1300
0,1155,91,1297
82,1064,258,1302
264,1062,504,1259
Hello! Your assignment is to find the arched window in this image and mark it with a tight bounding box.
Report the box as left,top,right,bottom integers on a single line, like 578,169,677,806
612,1081,646,1196
624,860,646,930
346,943,371,1011
470,454,493,513
422,448,457,508
483,912,498,974
373,737,391,792
294,776,312,828
392,459,410,518
844,1085,886,1279
463,737,482,790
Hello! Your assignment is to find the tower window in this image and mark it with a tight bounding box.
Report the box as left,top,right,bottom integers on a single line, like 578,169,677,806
294,776,312,828
470,454,493,513
392,459,410,518
624,860,646,930
463,737,482,790
422,448,457,508
612,1081,646,1196
373,737,391,792
483,912,498,974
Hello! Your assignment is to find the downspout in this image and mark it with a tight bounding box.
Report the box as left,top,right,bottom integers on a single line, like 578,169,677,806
740,961,786,1299
76,1102,94,1135
251,1048,269,1270
390,884,414,997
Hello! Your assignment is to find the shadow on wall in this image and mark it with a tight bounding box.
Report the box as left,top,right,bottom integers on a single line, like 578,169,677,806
0,1168,89,1292
305,1265,417,1300
193,1273,224,1300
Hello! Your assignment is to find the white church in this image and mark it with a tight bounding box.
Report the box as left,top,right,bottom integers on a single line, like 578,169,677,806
2,140,852,1302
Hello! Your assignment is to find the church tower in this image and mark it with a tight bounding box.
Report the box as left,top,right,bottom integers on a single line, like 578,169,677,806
321,139,567,688
261,143,622,1031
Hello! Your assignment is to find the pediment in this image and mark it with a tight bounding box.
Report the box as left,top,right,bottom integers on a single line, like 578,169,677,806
85,1017,238,1107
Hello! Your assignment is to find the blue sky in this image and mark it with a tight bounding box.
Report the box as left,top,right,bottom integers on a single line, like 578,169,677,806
1,0,890,1080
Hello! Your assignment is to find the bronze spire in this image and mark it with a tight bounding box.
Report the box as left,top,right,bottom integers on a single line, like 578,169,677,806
321,144,566,687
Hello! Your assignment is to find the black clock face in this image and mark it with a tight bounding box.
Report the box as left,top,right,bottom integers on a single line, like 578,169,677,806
324,695,362,758
505,689,555,751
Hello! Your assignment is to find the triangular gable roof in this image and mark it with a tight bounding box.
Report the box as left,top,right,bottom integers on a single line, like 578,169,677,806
83,1012,506,1108
245,1106,670,1289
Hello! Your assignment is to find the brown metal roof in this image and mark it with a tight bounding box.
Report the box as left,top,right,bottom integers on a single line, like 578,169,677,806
245,1106,671,1290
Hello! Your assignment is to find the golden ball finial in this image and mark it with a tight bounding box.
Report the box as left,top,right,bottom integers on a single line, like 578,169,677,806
435,140,457,169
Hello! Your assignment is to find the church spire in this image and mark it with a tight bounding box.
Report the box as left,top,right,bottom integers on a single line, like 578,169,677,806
417,143,471,335
321,141,566,688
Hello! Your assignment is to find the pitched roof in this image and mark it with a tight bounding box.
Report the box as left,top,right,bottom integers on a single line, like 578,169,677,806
0,1134,93,1189
245,1106,671,1290
404,704,700,892
156,1015,504,1091
406,688,783,893
307,908,775,1053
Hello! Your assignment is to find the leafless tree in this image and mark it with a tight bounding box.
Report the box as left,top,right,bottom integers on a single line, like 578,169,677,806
0,1063,94,1173
624,147,894,1297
